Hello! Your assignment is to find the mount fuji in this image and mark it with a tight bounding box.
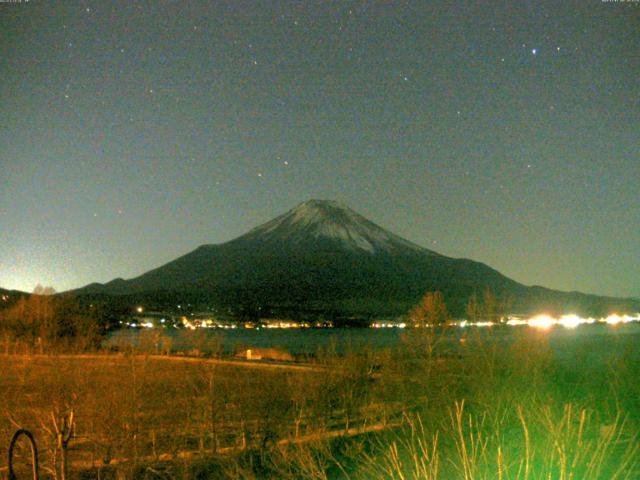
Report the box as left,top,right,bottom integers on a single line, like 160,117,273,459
74,200,638,319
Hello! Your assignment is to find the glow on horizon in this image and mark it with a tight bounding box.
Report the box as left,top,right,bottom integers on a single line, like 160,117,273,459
463,312,639,330
605,314,636,325
527,314,556,329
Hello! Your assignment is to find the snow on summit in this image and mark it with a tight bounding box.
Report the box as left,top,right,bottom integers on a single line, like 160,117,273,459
242,199,428,254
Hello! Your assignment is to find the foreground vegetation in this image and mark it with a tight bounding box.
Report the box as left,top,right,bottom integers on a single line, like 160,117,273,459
0,326,638,479
0,290,637,478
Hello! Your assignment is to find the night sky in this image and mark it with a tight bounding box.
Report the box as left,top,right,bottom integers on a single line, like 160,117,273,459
1,1,638,298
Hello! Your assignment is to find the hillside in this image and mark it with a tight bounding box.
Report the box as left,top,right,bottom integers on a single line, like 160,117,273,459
73,200,639,319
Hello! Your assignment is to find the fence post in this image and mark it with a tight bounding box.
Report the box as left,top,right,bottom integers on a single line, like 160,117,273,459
52,410,74,480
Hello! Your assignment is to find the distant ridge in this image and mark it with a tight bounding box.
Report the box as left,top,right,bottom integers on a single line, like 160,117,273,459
0,287,29,307
73,200,640,319
0,287,28,296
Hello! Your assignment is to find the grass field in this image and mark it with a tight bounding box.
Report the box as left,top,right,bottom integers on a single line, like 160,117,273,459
0,327,638,479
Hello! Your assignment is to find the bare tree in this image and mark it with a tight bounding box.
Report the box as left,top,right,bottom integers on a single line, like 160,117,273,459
465,293,481,323
482,288,497,323
408,291,449,327
0,286,102,353
45,410,74,480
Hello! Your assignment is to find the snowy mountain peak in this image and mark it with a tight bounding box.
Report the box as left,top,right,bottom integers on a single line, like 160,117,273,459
241,199,430,254
289,199,366,228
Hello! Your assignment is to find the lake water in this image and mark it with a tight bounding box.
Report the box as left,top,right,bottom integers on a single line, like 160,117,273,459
107,322,640,366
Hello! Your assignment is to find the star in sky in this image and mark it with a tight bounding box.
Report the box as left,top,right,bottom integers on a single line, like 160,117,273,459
0,0,637,298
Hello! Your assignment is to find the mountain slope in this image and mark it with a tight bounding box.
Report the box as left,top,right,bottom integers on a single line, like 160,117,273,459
239,199,428,254
74,200,639,318
0,287,29,309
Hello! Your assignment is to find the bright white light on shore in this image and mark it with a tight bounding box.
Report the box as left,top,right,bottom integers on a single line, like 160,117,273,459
557,314,581,329
377,311,640,331
560,314,596,328
605,314,636,325
136,306,143,313
507,318,527,326
528,314,555,329
475,321,495,327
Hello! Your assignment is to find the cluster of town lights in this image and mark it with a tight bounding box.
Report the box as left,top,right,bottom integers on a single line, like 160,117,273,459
371,322,407,329
129,305,639,330
372,313,639,330
459,313,640,330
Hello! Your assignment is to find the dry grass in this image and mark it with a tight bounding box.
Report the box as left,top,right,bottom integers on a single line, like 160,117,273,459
0,327,638,479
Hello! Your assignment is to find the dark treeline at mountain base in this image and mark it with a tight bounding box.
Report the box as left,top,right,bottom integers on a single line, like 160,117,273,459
0,286,127,353
74,285,639,326
2,285,638,351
